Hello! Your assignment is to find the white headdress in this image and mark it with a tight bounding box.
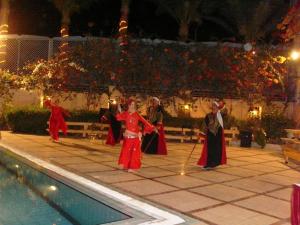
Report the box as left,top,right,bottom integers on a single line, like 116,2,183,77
152,97,160,105
213,101,223,128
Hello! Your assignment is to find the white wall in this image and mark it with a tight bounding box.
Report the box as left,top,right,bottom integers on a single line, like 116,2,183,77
7,89,295,121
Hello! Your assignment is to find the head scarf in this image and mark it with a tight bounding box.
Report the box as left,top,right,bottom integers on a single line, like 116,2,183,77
152,97,160,105
44,99,52,107
127,98,136,106
213,101,224,128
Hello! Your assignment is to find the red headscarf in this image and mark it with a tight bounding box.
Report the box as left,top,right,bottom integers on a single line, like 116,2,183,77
44,99,52,107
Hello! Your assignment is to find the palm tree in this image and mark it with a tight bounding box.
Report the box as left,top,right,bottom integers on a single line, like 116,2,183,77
222,0,288,42
52,0,95,59
0,0,10,65
118,0,130,46
149,0,228,42
149,0,201,41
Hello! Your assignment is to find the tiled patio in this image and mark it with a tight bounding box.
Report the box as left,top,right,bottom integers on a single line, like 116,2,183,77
0,132,298,225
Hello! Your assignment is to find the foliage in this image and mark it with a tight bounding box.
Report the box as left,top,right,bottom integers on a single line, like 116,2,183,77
164,111,203,129
15,39,293,109
278,2,300,42
5,107,50,134
261,111,295,142
67,110,99,122
222,0,289,42
18,57,87,98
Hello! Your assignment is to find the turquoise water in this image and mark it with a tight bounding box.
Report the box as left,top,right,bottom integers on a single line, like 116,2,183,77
0,150,130,225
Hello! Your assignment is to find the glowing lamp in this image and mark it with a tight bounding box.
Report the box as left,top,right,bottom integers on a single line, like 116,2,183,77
291,50,300,61
184,104,190,110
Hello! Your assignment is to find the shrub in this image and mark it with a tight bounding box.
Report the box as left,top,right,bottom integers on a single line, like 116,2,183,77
261,112,295,142
163,111,203,129
5,107,50,134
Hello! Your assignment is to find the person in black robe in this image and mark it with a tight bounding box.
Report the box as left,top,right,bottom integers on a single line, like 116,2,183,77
100,102,122,146
142,97,167,155
198,101,227,169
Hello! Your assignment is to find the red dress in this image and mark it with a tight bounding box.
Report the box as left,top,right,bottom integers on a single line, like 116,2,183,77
116,111,154,169
49,106,67,141
292,184,300,225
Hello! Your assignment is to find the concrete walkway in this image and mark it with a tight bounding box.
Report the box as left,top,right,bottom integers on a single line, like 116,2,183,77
0,132,297,225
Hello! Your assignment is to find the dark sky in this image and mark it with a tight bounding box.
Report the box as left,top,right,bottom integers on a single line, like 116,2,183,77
8,0,289,42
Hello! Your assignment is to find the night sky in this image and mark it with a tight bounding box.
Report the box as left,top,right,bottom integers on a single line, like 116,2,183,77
8,0,290,42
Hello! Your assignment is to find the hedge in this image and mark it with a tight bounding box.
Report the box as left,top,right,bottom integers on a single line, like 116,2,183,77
4,107,295,143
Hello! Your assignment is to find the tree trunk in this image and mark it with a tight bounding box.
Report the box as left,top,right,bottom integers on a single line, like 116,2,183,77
0,0,9,65
178,1,190,42
59,9,70,60
179,22,189,42
118,0,130,46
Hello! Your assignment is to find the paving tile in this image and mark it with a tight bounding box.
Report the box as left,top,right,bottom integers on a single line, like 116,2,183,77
158,164,203,174
147,190,221,212
217,167,265,177
232,156,268,163
142,158,176,166
66,162,115,173
135,167,176,178
226,159,252,166
224,178,282,193
50,156,92,164
113,179,177,196
274,170,300,179
82,155,116,162
266,188,292,201
241,164,284,173
261,161,291,169
193,204,278,225
234,195,290,219
256,174,299,186
189,171,240,183
154,175,210,188
190,184,255,202
88,170,144,183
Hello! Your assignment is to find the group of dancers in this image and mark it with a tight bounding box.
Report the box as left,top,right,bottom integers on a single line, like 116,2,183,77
44,97,227,172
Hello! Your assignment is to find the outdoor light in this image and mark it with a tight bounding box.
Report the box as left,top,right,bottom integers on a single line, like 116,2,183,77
291,50,300,61
111,99,117,105
49,185,57,191
15,164,19,168
248,106,262,119
184,104,190,110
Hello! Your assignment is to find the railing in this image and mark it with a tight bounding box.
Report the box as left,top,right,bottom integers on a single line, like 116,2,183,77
47,121,239,144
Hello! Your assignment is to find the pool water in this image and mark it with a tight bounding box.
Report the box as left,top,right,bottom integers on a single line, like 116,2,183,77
0,150,130,225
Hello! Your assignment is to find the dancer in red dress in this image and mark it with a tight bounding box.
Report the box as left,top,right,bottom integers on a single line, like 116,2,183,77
198,101,227,169
44,99,69,142
116,99,154,172
142,97,167,155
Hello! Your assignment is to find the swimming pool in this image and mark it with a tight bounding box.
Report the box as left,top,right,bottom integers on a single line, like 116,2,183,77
0,149,130,225
0,141,198,225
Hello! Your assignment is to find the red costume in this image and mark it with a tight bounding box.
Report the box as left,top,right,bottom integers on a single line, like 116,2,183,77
291,184,300,225
116,111,154,169
45,100,68,141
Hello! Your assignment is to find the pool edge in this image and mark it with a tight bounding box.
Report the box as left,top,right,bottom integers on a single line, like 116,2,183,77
0,142,200,225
